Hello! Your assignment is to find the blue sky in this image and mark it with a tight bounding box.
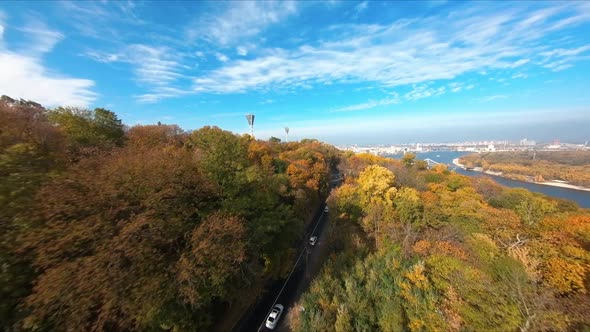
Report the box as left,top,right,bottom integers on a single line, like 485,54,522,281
1,1,589,144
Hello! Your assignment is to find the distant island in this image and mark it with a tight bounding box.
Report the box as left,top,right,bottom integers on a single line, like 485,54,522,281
457,151,590,191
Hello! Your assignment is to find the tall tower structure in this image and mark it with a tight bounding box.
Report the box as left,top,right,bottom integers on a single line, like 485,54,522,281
284,127,289,142
245,114,255,138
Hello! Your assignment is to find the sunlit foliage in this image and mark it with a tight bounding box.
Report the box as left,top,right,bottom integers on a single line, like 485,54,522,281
0,99,337,331
292,152,590,332
460,151,590,187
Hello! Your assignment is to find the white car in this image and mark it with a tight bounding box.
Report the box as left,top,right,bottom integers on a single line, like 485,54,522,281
324,206,329,213
265,304,284,330
309,236,318,246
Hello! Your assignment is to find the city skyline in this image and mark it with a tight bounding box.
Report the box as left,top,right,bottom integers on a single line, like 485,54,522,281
1,1,589,144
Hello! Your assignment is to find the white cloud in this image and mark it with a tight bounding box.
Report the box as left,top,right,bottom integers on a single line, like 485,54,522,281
85,51,119,63
512,73,528,79
479,95,507,102
540,45,590,58
537,44,590,72
192,4,590,95
333,94,400,112
0,14,95,107
508,58,530,68
215,52,229,62
58,1,145,41
130,45,185,85
548,63,572,72
0,52,95,107
86,44,188,102
405,85,446,101
448,82,467,93
188,1,298,46
17,19,63,55
354,1,368,14
87,45,183,85
135,87,190,103
237,46,248,56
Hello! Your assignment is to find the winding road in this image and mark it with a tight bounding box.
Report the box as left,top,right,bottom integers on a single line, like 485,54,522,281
233,176,342,332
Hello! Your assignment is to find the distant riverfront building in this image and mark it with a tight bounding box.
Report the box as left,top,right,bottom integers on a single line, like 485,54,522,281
519,138,536,146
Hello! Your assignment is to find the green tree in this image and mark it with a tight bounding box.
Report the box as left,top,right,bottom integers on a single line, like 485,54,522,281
47,107,124,158
515,196,556,225
394,187,424,225
189,126,249,195
92,108,125,144
402,153,416,167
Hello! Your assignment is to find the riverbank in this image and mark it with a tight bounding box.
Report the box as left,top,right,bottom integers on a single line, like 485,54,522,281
452,158,590,193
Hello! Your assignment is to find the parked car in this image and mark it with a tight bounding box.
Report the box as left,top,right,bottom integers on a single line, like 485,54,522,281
309,236,318,246
265,304,284,330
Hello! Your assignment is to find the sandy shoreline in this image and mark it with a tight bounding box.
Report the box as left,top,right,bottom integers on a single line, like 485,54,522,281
537,181,590,192
452,158,590,192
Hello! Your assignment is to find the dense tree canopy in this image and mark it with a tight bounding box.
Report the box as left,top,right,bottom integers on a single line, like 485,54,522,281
0,99,337,331
292,152,590,332
3,97,588,331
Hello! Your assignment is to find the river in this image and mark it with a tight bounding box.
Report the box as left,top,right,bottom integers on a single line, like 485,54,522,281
385,151,590,208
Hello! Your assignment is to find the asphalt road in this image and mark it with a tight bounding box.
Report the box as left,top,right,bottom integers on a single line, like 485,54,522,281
233,177,341,332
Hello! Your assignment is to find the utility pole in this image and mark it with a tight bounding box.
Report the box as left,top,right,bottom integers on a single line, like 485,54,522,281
245,114,255,138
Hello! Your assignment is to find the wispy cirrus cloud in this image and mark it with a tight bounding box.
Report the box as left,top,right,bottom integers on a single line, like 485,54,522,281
59,0,145,40
354,1,368,15
335,81,475,112
187,1,298,46
333,94,400,112
405,84,446,101
17,19,64,55
512,73,528,79
538,44,590,72
479,95,507,102
191,3,590,96
447,82,474,93
86,44,189,102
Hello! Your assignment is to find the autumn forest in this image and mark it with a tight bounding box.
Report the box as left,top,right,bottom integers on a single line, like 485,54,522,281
0,98,338,331
1,98,589,331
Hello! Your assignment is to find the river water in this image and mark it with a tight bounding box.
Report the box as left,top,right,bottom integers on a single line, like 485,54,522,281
386,151,590,208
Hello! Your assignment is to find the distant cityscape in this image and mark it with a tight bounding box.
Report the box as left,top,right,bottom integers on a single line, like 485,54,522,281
337,139,589,155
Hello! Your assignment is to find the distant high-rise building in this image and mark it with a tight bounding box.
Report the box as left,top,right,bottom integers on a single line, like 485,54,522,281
519,138,536,146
